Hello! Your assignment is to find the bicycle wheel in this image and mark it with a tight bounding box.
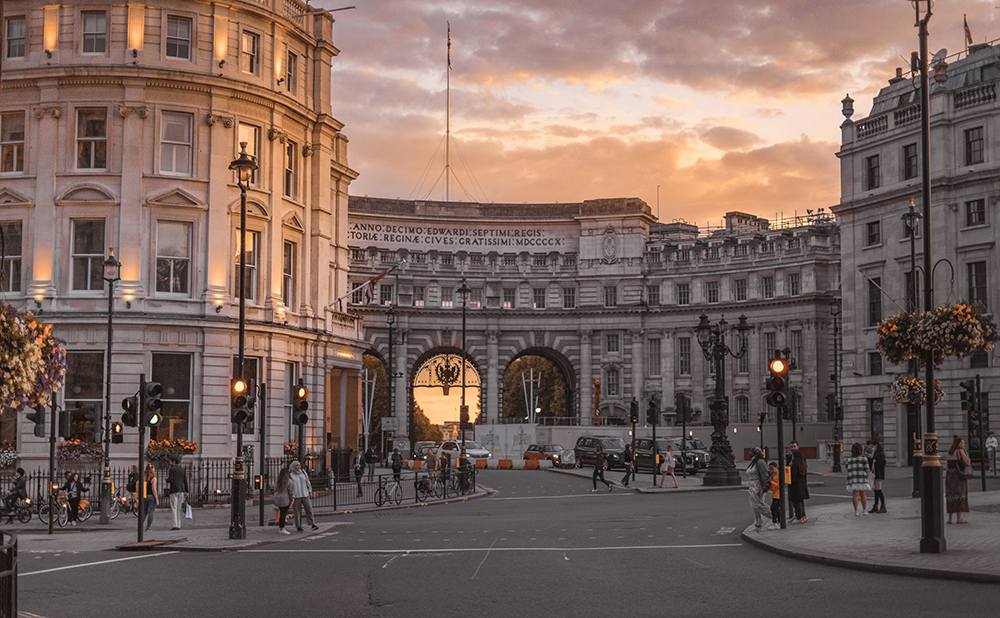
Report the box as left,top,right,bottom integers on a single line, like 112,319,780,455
79,501,93,521
374,486,386,507
38,502,51,525
415,480,430,501
390,484,402,505
433,478,444,499
17,505,32,524
109,496,121,520
57,506,68,527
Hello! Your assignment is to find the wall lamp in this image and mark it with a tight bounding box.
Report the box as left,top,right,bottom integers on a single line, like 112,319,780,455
132,48,138,58
34,299,42,309
44,50,52,58
219,59,226,68
276,77,285,85
216,305,223,314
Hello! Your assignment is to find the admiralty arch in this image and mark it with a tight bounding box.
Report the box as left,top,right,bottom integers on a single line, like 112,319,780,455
348,197,842,458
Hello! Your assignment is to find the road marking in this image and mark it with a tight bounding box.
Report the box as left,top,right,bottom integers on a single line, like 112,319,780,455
19,551,179,577
243,543,742,555
809,493,854,499
471,538,498,579
491,493,629,501
716,527,736,535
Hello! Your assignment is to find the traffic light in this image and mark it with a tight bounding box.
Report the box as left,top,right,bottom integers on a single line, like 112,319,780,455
26,405,45,438
59,408,72,438
111,421,124,444
675,392,689,423
825,393,836,420
765,354,790,408
629,398,639,425
232,378,251,424
82,409,99,441
646,398,658,425
121,396,138,427
142,381,163,427
960,379,976,411
460,405,470,425
291,380,309,425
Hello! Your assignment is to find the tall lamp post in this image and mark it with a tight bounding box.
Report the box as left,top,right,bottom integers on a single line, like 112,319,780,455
829,298,842,473
100,248,121,524
457,281,471,461
387,304,395,451
695,313,751,486
229,142,258,540
902,199,923,497
910,0,945,554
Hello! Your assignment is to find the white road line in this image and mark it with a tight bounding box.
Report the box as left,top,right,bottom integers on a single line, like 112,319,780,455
809,493,854,499
243,543,742,554
19,551,180,577
491,493,629,501
471,538,498,579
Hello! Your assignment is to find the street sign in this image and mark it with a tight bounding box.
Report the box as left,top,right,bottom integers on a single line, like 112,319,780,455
381,416,399,432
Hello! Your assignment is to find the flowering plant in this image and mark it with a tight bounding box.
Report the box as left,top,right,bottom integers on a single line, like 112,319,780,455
877,304,998,366
145,439,199,464
57,440,104,464
283,442,298,457
890,377,945,405
0,443,16,468
876,312,926,365
0,302,67,414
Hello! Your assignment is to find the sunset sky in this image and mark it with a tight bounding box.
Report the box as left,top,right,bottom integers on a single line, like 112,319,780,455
322,0,998,226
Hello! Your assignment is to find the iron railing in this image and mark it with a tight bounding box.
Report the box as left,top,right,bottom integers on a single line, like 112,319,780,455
0,530,15,618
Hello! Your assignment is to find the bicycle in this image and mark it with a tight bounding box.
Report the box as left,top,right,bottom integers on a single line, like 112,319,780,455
37,495,68,527
415,472,444,501
0,496,33,524
374,476,402,506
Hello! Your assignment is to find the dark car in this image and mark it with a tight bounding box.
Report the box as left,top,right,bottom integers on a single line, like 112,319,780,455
671,437,710,470
573,436,627,469
633,437,698,474
523,444,565,465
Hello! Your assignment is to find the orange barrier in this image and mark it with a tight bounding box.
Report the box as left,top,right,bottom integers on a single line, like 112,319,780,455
475,459,488,469
524,460,539,470
412,461,421,470
498,459,513,470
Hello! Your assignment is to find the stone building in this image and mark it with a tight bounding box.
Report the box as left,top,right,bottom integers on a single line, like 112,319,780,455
0,0,366,467
834,43,1000,464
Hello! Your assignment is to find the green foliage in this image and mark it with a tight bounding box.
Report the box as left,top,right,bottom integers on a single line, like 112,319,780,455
413,403,442,443
502,355,567,421
363,353,390,435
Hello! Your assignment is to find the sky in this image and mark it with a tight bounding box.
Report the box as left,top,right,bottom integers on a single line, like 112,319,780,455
320,0,999,227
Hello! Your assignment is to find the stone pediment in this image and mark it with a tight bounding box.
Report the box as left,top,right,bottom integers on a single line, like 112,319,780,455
282,213,304,232
147,188,206,210
0,187,32,208
56,184,117,206
228,199,270,220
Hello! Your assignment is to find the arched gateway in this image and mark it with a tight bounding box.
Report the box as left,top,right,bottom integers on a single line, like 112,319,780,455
348,197,841,460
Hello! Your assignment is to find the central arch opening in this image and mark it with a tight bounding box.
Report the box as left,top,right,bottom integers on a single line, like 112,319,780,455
502,351,572,423
412,349,481,432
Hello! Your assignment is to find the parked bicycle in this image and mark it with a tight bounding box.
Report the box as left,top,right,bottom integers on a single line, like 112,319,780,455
37,491,94,526
374,476,403,506
415,472,444,501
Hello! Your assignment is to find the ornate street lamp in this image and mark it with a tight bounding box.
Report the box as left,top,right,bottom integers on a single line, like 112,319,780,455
457,281,471,462
99,248,121,524
829,298,842,473
228,142,258,540
695,313,750,486
386,304,395,449
902,199,924,497
909,0,945,554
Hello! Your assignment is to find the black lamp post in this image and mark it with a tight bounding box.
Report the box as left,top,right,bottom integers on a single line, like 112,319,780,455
99,248,121,524
229,142,258,540
910,0,945,554
695,313,750,486
829,298,842,473
457,281,471,461
902,199,923,497
386,304,395,450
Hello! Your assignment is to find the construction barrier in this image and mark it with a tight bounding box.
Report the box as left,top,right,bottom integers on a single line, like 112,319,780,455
498,459,514,470
475,459,488,469
524,460,539,470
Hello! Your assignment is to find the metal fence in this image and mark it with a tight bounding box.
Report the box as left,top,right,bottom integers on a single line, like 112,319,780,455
306,466,478,511
0,530,15,618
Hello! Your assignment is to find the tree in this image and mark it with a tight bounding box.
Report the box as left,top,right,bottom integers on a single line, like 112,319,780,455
413,403,442,443
502,355,567,421
362,353,389,447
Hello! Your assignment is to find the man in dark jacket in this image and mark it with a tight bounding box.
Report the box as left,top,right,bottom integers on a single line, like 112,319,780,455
621,445,635,487
352,449,366,497
166,455,188,530
592,446,613,492
4,468,27,520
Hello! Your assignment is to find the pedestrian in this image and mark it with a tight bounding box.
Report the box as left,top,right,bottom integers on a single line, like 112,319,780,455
4,468,27,519
391,448,403,483
141,464,157,531
365,445,377,481
745,447,771,532
61,472,88,526
657,444,678,488
620,444,635,487
788,441,809,524
126,465,139,502
767,462,781,530
591,445,613,492
290,460,318,532
425,448,438,474
946,436,971,524
352,448,366,497
845,442,871,517
986,431,998,472
166,455,188,530
868,439,887,514
273,467,294,535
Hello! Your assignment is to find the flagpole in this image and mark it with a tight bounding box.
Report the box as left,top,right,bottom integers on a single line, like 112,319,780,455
446,21,452,202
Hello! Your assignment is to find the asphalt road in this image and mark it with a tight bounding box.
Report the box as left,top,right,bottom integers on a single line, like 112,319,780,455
16,470,1000,617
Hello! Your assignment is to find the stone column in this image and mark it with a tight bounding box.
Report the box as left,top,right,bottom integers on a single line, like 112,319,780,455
115,96,148,299
630,330,644,401
26,98,61,303
661,329,675,411
486,330,500,423
580,331,592,424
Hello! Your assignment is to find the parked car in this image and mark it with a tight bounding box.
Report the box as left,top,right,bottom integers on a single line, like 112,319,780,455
573,436,627,469
660,437,710,470
436,440,492,463
523,444,565,465
633,437,698,475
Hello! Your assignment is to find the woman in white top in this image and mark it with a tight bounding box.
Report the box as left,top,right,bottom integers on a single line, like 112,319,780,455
658,444,679,488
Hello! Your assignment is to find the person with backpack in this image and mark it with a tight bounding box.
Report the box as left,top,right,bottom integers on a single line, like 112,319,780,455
591,445,613,492
391,448,404,482
352,448,366,497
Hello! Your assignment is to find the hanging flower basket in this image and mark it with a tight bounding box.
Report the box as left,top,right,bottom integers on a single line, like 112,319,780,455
283,442,298,458
877,304,998,366
0,443,16,469
145,439,199,465
890,377,945,405
57,440,104,464
876,312,924,365
0,302,67,414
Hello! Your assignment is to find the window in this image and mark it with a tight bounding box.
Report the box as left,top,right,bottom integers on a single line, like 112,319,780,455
76,109,107,170
165,16,192,60
469,254,484,266
869,351,883,376
606,369,619,397
966,199,986,226
736,397,750,424
533,288,546,309
502,255,516,266
734,244,749,257
441,287,453,308
440,254,454,266
414,286,425,307
865,154,880,190
410,253,426,264
606,334,619,354
562,254,576,266
6,17,25,59
735,279,747,301
233,230,260,303
379,251,395,264
160,112,193,175
155,221,191,294
380,284,393,306
677,283,690,305
866,220,881,246
738,350,748,374
237,124,261,186
533,255,546,267
283,242,297,307
563,288,576,309
764,332,776,358
350,248,366,261
284,140,298,199
903,143,918,180
503,288,515,309
760,241,774,253
707,281,719,304
63,352,104,443
647,285,659,307
788,273,800,296
0,221,21,293
71,220,105,291
351,284,364,305
868,277,882,326
677,249,691,262
791,330,803,369
971,350,989,369
965,127,984,165
241,31,260,74
706,247,720,260
82,12,107,54
648,339,661,375
470,288,482,309
604,286,617,307
968,261,987,310
285,51,298,94
152,353,192,441
0,112,24,173
678,337,691,375
762,276,774,299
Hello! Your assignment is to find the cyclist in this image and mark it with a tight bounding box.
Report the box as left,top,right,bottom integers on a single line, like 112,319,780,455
391,448,403,483
125,465,139,501
3,468,27,520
